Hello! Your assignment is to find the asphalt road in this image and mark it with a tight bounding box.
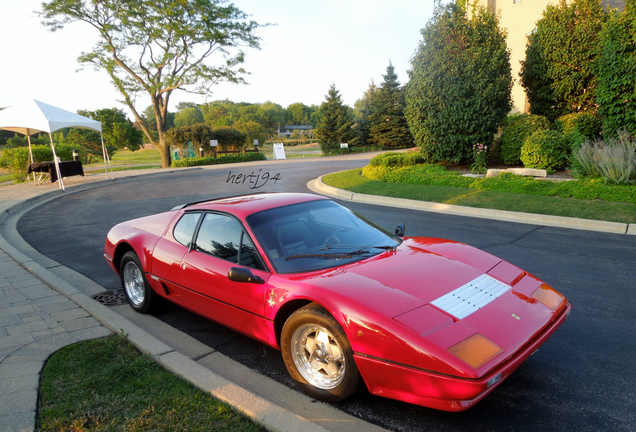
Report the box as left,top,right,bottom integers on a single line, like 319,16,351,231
17,158,636,432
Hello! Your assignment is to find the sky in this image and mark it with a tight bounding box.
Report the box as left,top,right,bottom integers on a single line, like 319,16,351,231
0,0,437,117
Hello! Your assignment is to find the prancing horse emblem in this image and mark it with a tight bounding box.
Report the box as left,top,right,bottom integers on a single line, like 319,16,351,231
267,290,276,307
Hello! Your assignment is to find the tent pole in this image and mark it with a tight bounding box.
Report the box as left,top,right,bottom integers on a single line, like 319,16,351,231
49,132,65,191
100,133,114,180
27,133,35,182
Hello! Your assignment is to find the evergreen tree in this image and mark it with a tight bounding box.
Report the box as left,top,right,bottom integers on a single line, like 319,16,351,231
315,84,355,154
353,81,377,147
369,63,413,149
519,0,607,120
405,2,512,163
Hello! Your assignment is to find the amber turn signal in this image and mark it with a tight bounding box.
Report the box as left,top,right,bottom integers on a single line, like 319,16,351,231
531,283,564,310
448,333,503,369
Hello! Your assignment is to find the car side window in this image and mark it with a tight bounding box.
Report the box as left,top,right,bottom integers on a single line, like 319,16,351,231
194,213,265,270
173,212,201,247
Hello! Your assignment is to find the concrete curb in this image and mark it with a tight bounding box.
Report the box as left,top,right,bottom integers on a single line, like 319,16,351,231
307,174,634,235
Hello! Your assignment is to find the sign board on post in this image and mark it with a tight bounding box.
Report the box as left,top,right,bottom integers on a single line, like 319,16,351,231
253,139,259,146
340,143,349,149
210,140,219,147
273,143,286,160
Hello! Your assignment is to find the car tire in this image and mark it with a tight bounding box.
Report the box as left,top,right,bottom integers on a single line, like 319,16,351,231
281,303,359,402
120,251,156,314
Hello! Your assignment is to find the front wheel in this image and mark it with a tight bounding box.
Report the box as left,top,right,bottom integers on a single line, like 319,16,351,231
120,251,156,314
281,303,359,402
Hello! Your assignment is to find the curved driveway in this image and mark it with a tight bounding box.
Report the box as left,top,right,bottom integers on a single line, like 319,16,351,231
16,157,636,432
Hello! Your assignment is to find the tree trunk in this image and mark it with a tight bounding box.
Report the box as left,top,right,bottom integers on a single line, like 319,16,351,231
159,140,171,168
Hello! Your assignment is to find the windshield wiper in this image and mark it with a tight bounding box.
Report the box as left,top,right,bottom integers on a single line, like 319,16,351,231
285,248,370,261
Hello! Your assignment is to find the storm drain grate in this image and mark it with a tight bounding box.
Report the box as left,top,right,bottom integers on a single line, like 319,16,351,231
91,290,128,307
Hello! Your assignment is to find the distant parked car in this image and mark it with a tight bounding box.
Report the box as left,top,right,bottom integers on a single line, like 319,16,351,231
104,192,571,411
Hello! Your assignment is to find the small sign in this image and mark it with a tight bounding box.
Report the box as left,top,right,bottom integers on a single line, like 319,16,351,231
273,143,286,160
210,140,219,147
340,143,349,149
253,139,259,146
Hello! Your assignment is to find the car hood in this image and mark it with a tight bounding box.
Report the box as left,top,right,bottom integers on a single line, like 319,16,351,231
292,237,502,317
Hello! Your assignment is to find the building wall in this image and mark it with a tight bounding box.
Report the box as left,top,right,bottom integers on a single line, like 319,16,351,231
471,0,557,113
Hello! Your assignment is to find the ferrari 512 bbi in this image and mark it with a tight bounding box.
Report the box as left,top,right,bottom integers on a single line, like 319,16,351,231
104,192,571,411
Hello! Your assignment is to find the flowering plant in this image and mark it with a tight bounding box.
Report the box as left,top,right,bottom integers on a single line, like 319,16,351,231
471,143,488,174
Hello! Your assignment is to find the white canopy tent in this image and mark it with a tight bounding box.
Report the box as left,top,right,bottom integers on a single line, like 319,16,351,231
0,99,113,190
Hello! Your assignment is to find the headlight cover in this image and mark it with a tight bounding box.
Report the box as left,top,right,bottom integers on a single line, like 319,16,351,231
448,333,503,369
531,283,565,310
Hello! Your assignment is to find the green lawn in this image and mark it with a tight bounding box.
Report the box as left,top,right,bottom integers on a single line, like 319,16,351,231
86,148,162,167
259,142,323,159
323,169,636,224
39,335,265,432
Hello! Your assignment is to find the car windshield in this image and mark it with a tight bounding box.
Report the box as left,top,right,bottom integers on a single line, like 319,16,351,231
246,200,402,274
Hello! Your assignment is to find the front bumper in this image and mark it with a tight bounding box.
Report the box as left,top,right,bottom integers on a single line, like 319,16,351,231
354,302,572,411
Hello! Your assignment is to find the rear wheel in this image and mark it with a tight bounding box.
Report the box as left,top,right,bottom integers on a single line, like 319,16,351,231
120,251,156,314
281,303,359,402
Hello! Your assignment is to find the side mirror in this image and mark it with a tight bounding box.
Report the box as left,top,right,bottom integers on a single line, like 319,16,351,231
228,267,265,284
395,223,405,237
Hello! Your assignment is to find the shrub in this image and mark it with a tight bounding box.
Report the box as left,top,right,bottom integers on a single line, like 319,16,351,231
575,141,603,178
368,152,426,168
521,130,570,173
575,131,636,184
557,112,603,174
499,114,550,165
170,152,266,168
556,112,602,141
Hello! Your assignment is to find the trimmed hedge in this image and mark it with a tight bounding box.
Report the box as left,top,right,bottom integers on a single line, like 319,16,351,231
520,129,570,173
499,114,550,165
361,163,636,203
368,152,427,168
171,152,266,168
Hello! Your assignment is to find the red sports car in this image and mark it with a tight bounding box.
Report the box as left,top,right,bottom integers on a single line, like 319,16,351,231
104,192,571,411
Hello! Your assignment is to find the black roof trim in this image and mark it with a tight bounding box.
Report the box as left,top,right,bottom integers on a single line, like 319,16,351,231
170,192,273,211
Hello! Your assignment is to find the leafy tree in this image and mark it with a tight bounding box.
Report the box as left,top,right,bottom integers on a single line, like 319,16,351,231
369,63,413,149
210,127,246,151
596,2,636,136
315,84,355,154
353,81,377,147
141,105,175,142
234,120,267,148
164,126,192,157
256,102,286,135
174,106,204,128
64,128,117,164
286,103,313,125
6,135,28,148
40,0,265,168
405,2,512,163
519,0,607,120
180,124,213,150
79,108,143,151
